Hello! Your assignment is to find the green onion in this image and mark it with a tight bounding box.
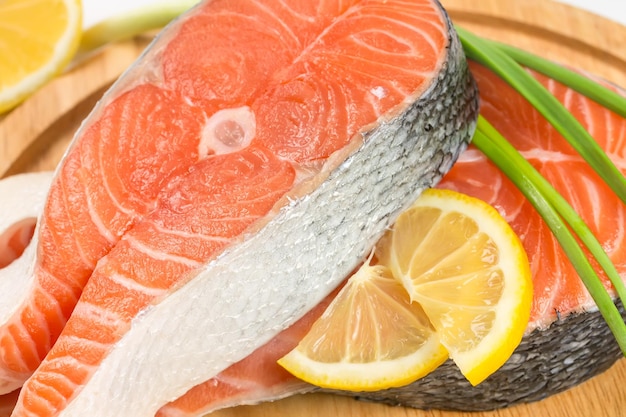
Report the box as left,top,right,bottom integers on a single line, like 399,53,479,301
457,26,626,352
474,117,626,354
456,26,626,206
486,40,626,119
78,0,201,57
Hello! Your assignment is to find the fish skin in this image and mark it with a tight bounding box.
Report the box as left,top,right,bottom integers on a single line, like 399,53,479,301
155,286,340,417
17,8,477,417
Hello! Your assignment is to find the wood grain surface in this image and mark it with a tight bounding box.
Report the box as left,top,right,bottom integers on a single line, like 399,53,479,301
0,0,625,416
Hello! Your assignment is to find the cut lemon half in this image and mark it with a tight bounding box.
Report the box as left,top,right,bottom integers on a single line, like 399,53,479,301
0,0,82,114
278,258,449,391
377,188,532,385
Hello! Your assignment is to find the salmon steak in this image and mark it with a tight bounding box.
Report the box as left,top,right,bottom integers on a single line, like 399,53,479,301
0,0,478,415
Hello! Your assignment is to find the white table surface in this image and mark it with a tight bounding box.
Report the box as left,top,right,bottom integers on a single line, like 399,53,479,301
82,0,626,29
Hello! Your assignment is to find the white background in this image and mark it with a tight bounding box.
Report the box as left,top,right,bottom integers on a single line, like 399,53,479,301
554,0,626,26
82,0,626,29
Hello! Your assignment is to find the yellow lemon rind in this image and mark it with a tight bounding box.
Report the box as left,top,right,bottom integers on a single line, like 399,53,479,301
406,189,532,386
0,0,83,114
278,336,448,392
450,236,532,385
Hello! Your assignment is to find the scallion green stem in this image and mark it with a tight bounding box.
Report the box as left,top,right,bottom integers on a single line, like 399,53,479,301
78,0,201,56
456,26,626,206
474,116,626,355
484,41,626,119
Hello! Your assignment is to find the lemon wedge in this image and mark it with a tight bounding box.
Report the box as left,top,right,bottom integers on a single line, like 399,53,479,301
378,188,532,385
277,257,448,391
279,189,532,389
0,0,82,114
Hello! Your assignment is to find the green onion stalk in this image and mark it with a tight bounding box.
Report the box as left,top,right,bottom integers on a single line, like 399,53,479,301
77,4,626,355
473,117,626,354
485,40,626,119
456,29,626,355
77,0,201,57
456,27,626,205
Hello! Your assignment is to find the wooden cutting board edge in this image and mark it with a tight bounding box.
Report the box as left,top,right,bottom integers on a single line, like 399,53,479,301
446,0,626,82
0,0,624,416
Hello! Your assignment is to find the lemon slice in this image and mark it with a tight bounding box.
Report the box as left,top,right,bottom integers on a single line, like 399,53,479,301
278,257,449,391
0,0,82,114
378,188,532,385
280,189,532,390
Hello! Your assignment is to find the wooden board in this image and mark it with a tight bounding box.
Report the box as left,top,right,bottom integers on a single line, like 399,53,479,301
0,0,625,416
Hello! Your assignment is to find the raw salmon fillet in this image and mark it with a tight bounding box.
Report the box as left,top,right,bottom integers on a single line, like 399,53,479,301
3,0,477,415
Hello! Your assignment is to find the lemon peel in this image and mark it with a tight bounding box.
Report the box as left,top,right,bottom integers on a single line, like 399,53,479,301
0,0,82,114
